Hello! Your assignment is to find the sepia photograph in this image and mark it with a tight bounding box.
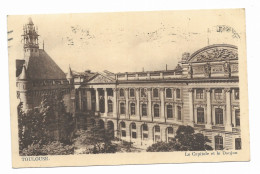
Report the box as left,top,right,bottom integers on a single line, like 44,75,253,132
7,8,249,168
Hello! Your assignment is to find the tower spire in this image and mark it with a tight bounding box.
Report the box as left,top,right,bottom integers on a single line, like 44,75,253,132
22,17,40,59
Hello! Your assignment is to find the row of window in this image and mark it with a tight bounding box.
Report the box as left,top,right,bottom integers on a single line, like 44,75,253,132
120,122,242,149
119,102,182,119
215,136,241,150
119,88,181,99
120,122,174,142
195,88,239,100
196,107,240,126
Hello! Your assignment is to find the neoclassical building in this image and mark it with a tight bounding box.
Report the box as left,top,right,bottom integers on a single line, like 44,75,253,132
15,18,241,151
74,44,241,150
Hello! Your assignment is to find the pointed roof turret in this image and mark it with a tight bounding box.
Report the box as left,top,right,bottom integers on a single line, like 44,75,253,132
27,17,34,25
18,64,29,80
66,65,73,79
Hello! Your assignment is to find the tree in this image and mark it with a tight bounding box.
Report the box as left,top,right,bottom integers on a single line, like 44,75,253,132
147,125,213,152
74,126,117,154
18,91,76,155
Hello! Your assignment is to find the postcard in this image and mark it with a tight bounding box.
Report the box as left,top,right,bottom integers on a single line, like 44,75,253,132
8,9,249,168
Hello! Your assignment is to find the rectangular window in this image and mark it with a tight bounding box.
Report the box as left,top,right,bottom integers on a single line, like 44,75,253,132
234,89,239,100
176,89,181,99
215,108,224,125
197,107,204,123
167,105,173,118
196,89,204,99
153,89,159,98
235,138,241,150
142,104,147,116
154,104,160,117
132,132,137,139
141,88,146,97
130,88,135,97
121,130,126,137
155,135,161,142
143,133,148,139
120,103,125,114
235,109,240,126
215,136,224,150
215,89,223,100
177,106,182,120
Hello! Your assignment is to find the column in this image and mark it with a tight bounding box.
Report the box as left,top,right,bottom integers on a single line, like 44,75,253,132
225,88,232,131
124,88,129,118
147,88,152,121
136,88,140,119
160,88,165,122
174,104,178,122
86,89,92,111
188,88,194,126
206,88,212,129
113,88,117,117
104,88,108,116
95,88,100,112
78,89,82,111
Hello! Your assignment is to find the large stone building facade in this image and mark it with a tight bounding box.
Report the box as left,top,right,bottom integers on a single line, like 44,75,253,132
16,18,241,151
74,44,241,150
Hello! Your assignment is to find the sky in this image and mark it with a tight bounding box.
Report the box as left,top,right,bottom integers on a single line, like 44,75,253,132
7,9,245,74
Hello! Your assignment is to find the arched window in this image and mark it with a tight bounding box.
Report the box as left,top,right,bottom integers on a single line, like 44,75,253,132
215,108,223,125
142,104,147,116
131,123,136,129
130,103,135,115
153,88,159,98
176,88,181,98
235,109,240,126
108,100,113,113
130,88,135,97
166,88,172,98
141,88,146,97
167,105,173,118
121,121,126,128
196,89,204,99
154,104,160,117
197,107,204,123
177,106,182,120
154,125,160,132
120,88,124,97
120,103,125,114
215,136,223,150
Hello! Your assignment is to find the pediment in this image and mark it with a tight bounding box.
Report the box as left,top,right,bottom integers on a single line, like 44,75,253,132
88,73,115,84
188,44,238,63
